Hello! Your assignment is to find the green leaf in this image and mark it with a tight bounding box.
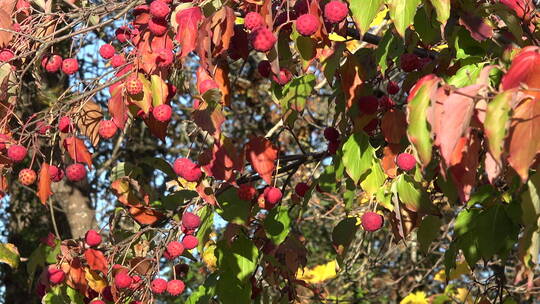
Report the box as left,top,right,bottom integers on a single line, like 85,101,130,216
295,36,316,62
341,132,375,184
360,160,386,196
522,173,540,227
110,162,143,181
477,204,514,260
186,273,218,304
395,175,439,215
466,185,498,208
350,0,385,35
484,90,514,165
417,215,442,253
160,190,197,210
317,164,338,193
216,187,251,225
197,206,214,253
0,243,20,268
428,0,450,25
375,28,404,74
140,157,176,178
387,0,422,37
457,232,480,267
279,74,316,112
263,204,291,245
42,286,66,304
322,43,345,84
332,217,358,257
216,234,259,283
65,286,84,304
454,208,480,238
216,275,251,304
446,63,485,88
444,241,458,275
414,7,440,46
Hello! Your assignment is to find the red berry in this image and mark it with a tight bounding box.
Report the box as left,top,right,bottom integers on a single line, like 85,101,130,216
166,241,184,258
152,104,172,122
12,23,21,32
85,229,102,247
18,169,37,186
66,163,87,182
400,53,420,72
296,14,320,36
149,0,170,19
148,17,168,36
361,212,384,232
36,121,51,135
98,120,118,139
156,48,174,67
272,68,292,85
379,95,396,110
324,1,349,24
43,55,63,72
238,184,256,201
90,300,105,304
328,140,340,155
387,81,400,95
48,267,66,285
295,182,309,197
250,27,276,52
129,275,141,290
323,127,340,142
166,280,185,296
199,79,219,94
396,153,416,171
258,60,272,77
263,186,282,207
182,212,201,229
115,272,133,289
358,95,379,115
363,118,379,134
48,165,64,182
99,44,115,59
0,49,14,62
7,145,27,163
151,278,167,294
244,12,264,30
111,54,126,68
182,235,198,250
125,76,143,95
418,57,432,70
62,58,79,75
116,26,130,43
173,158,202,182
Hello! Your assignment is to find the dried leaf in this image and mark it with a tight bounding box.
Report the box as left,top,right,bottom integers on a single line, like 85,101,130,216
38,162,52,205
245,136,278,185
76,101,103,147
63,137,93,168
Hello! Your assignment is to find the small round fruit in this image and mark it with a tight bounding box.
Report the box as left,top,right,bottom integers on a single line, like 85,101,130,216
166,241,184,258
110,54,126,68
125,76,143,95
323,127,340,142
153,104,172,122
44,55,63,72
387,81,400,95
62,58,79,75
182,235,198,250
358,95,379,115
272,68,292,85
400,53,420,72
0,49,14,62
244,12,264,30
396,153,416,171
166,280,185,296
66,163,87,182
182,212,201,230
324,1,349,24
114,272,132,289
99,44,115,59
18,169,37,186
85,229,102,247
361,212,384,232
148,17,168,36
48,165,64,182
258,60,272,78
264,186,282,206
295,14,320,36
149,0,170,19
295,182,309,197
98,120,118,139
90,300,105,304
173,158,202,182
48,267,66,285
238,184,256,201
7,145,27,163
151,278,167,294
250,27,276,52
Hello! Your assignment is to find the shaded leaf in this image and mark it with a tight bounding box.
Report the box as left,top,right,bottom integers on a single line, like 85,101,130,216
76,101,103,147
417,215,442,253
192,101,225,140
396,174,439,215
0,243,19,268
387,0,422,37
245,136,278,185
332,217,358,256
216,187,250,225
264,204,291,245
381,109,407,144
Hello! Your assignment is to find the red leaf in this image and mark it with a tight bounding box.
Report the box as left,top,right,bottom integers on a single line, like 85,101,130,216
63,137,93,168
199,137,243,182
143,114,168,141
245,136,278,185
506,97,540,182
501,46,540,92
133,30,174,75
192,101,225,139
381,109,407,144
500,0,535,20
449,132,480,202
38,162,52,205
434,84,483,167
84,249,108,274
175,7,203,58
459,13,493,42
61,258,88,296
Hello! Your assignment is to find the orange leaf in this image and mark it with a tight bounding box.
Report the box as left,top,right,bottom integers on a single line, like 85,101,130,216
111,177,145,208
449,132,480,202
215,61,231,107
108,83,128,129
210,7,235,57
61,258,88,296
63,137,93,168
84,248,108,274
128,206,163,225
381,144,401,178
196,181,218,206
245,136,278,185
0,7,14,48
38,162,52,205
339,54,364,108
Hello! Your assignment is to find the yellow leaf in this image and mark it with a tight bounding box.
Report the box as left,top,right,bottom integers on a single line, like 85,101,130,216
235,17,244,25
369,8,389,28
85,268,108,293
202,243,217,271
328,33,347,42
434,260,471,282
400,291,429,304
296,260,338,284
431,44,448,52
455,288,473,304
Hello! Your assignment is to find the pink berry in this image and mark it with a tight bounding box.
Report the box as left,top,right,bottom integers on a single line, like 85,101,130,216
295,14,320,36
166,241,184,258
48,165,64,182
166,280,185,296
173,158,202,182
48,267,66,285
148,17,168,36
62,58,79,75
324,1,349,24
272,68,292,85
85,229,102,247
152,104,172,122
115,272,132,289
116,26,130,43
90,300,105,304
358,95,379,115
182,235,198,250
244,12,264,30
182,212,201,230
66,163,87,182
111,54,126,68
151,278,167,294
7,145,27,163
250,27,276,52
361,212,384,232
295,182,309,197
396,153,416,171
264,186,282,206
0,49,14,62
43,55,63,72
149,0,171,19
99,44,115,59
379,95,396,110
98,120,118,139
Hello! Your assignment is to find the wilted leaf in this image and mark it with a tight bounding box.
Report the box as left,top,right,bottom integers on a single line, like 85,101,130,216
76,101,103,147
340,54,365,108
0,6,14,47
38,163,52,205
210,7,235,58
245,136,278,185
381,144,401,178
84,249,108,274
61,258,88,295
128,206,164,225
63,137,93,168
459,13,493,41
